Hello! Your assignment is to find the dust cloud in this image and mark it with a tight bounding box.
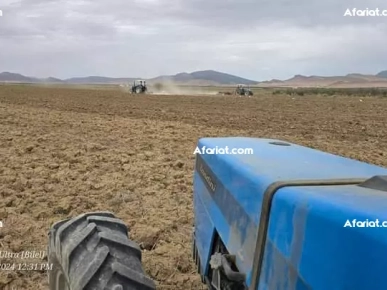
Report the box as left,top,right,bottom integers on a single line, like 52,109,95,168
149,82,218,96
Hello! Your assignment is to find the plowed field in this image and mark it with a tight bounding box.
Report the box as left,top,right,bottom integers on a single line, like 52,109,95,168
0,85,386,289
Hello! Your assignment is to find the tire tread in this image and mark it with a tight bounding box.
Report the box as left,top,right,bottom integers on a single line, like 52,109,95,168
48,212,156,290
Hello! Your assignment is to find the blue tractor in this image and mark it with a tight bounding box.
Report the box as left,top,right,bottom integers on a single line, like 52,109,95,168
192,137,387,290
47,137,387,290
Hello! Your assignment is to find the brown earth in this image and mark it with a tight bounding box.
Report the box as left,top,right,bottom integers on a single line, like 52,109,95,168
0,85,387,289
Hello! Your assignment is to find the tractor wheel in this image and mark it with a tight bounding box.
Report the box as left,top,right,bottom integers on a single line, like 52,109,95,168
47,212,156,290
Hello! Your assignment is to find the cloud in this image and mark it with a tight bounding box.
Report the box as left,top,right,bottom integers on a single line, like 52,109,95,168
0,0,386,79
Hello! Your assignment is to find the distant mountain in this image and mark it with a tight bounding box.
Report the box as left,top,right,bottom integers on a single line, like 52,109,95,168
2,70,387,87
0,72,64,83
0,72,37,83
150,70,257,85
259,73,387,88
377,71,387,78
0,70,256,85
42,77,63,83
64,76,137,84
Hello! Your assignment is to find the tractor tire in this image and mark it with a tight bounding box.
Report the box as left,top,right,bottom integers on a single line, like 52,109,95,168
47,212,156,290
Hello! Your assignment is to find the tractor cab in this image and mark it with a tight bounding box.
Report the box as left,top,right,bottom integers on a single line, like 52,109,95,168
134,80,145,86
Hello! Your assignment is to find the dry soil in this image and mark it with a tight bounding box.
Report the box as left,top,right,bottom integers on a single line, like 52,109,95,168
0,85,386,289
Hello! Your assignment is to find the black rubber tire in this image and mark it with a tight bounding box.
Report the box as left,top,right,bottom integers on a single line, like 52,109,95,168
47,211,156,290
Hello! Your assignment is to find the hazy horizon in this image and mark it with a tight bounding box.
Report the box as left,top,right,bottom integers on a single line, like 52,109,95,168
1,69,386,82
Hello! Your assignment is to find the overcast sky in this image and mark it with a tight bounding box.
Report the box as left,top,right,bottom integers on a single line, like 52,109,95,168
0,0,386,80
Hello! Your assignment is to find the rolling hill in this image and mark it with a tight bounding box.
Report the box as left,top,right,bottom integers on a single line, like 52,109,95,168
0,70,258,86
377,71,387,78
0,72,37,83
258,71,387,88
64,76,137,84
149,70,258,85
1,70,387,87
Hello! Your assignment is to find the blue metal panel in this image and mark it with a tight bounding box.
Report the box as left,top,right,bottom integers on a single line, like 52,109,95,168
197,137,387,224
192,137,387,289
194,171,232,275
261,184,387,290
193,172,214,275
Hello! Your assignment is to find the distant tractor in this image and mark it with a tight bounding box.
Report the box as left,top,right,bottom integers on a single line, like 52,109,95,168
131,80,147,94
235,84,253,97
